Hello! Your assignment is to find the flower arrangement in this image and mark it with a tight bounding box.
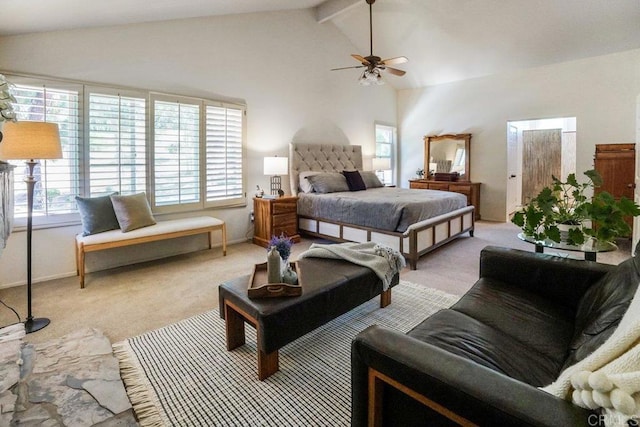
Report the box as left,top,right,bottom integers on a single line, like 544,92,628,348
267,233,294,261
0,74,17,124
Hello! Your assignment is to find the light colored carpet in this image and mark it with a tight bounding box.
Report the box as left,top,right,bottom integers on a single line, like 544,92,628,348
0,221,632,346
113,281,459,427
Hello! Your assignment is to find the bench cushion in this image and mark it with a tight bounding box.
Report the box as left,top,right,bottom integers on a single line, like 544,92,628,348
76,216,224,246
219,258,398,354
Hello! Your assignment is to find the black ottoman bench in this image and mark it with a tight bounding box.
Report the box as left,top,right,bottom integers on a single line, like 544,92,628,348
219,257,399,380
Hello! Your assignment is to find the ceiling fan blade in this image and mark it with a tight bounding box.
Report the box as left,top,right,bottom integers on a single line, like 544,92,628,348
351,54,370,65
385,67,406,77
331,65,365,71
381,56,408,66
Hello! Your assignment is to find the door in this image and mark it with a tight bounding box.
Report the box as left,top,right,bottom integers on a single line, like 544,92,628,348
594,143,636,232
506,125,519,215
522,129,562,204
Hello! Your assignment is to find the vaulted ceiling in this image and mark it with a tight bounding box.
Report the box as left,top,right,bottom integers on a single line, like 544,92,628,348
1,0,639,90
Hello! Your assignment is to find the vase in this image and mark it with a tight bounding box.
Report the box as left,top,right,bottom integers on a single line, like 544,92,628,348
281,260,298,285
557,223,580,244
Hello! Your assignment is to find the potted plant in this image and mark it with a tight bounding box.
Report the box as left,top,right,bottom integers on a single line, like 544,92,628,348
512,169,640,248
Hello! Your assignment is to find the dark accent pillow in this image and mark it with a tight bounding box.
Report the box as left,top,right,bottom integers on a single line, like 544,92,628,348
306,173,349,193
75,193,120,236
360,171,383,188
342,170,366,191
110,193,156,232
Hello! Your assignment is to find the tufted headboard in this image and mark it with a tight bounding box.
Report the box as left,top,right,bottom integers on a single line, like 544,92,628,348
289,143,363,196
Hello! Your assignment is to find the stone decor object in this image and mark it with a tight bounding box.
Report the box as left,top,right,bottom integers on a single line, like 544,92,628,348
0,323,138,426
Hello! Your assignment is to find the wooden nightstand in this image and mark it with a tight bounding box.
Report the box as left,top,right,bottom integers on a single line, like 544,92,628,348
252,196,300,247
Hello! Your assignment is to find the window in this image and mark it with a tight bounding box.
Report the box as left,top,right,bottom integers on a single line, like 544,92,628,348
375,123,396,185
4,73,246,226
150,96,246,212
87,89,147,197
205,104,244,206
9,78,81,225
152,96,201,210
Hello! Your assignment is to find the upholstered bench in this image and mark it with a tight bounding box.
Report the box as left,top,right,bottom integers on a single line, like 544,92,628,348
75,216,226,288
219,257,399,380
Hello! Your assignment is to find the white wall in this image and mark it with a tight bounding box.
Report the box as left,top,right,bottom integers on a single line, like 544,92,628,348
398,49,640,221
0,9,397,287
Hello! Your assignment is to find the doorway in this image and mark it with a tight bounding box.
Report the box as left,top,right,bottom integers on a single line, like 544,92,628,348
506,117,577,218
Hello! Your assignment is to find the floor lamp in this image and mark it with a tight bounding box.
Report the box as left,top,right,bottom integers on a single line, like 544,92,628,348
0,121,62,333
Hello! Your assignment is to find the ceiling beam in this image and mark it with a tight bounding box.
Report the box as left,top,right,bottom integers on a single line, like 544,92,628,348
315,0,361,23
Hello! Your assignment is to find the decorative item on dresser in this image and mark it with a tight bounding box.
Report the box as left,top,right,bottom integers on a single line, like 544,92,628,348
253,195,300,248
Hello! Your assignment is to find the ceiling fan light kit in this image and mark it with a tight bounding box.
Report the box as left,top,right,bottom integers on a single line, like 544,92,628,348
331,0,408,86
359,69,383,86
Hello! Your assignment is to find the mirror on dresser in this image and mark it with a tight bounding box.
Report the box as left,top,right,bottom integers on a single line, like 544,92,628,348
409,133,481,220
424,133,471,181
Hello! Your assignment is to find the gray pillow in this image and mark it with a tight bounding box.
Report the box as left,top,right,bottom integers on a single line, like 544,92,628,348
306,173,349,194
110,193,156,232
361,171,384,188
298,171,321,193
75,193,120,236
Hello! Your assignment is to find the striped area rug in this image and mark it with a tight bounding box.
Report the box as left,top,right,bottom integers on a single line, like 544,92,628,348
113,281,458,427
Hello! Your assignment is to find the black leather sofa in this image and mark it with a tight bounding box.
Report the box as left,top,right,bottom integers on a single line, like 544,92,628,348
351,245,640,426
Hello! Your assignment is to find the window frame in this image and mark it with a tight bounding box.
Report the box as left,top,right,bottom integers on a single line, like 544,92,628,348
374,122,397,186
7,75,84,228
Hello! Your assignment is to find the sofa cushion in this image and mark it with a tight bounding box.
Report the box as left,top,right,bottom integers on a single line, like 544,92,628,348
451,277,575,364
562,254,640,369
408,309,563,387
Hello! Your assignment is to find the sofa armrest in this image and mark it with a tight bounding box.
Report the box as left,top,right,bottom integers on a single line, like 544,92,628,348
352,325,597,427
479,246,613,310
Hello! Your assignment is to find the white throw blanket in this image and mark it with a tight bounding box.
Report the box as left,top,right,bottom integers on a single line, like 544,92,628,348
297,242,405,291
542,281,640,426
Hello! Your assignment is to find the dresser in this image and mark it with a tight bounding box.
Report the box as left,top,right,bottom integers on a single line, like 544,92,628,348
409,179,481,220
253,196,300,247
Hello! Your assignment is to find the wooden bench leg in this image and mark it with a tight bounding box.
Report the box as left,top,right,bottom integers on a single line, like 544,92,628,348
224,301,246,350
221,223,227,256
380,288,392,308
78,245,86,289
258,349,279,381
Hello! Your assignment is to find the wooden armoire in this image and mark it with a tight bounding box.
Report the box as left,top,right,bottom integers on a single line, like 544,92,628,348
593,143,636,230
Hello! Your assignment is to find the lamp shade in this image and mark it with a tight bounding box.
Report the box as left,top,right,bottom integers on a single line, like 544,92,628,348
264,156,288,176
0,121,62,160
372,157,391,170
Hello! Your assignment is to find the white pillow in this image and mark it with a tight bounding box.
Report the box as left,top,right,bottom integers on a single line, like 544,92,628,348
298,171,321,193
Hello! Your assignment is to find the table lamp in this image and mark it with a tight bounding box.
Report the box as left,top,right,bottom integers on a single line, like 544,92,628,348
372,157,391,185
264,156,288,196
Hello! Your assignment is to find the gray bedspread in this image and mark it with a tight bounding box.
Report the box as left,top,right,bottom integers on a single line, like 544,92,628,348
297,187,467,232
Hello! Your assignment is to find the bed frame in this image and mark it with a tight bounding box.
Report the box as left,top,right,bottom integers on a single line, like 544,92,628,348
289,143,474,270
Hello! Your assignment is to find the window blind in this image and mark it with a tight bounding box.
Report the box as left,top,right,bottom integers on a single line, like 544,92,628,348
153,98,200,207
88,92,146,197
10,83,80,219
205,105,244,205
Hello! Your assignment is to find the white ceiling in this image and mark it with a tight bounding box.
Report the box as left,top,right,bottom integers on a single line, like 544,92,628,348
1,0,639,90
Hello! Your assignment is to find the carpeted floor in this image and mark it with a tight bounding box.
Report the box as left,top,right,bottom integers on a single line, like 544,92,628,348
113,281,458,427
0,220,632,345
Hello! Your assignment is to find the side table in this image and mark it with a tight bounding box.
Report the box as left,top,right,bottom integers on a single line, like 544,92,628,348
253,196,300,247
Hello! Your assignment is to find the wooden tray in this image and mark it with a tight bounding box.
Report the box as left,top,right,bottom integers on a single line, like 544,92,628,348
248,262,302,299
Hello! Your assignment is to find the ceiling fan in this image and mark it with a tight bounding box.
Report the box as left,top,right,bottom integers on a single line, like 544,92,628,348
331,0,408,85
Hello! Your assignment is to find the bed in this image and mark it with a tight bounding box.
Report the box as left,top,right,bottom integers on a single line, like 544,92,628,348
289,143,475,269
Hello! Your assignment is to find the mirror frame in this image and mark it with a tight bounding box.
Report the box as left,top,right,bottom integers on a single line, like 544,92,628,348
423,133,472,181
